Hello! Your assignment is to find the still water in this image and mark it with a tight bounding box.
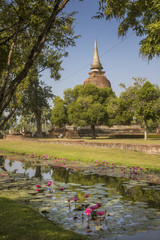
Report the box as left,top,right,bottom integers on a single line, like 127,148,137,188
1,155,160,240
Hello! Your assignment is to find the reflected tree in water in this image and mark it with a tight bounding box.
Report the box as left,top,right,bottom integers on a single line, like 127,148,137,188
34,166,42,178
52,166,160,210
0,156,7,171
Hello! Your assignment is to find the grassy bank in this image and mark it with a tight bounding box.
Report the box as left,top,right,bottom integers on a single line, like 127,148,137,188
38,137,160,145
0,197,88,240
0,139,160,170
82,137,160,145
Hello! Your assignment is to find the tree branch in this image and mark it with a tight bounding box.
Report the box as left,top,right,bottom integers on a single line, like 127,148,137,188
0,0,70,116
0,108,16,130
0,19,21,102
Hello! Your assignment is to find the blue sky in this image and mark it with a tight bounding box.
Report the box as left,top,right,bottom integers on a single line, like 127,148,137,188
41,0,160,99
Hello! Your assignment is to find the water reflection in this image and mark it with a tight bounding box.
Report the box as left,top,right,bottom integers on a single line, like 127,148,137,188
1,156,160,209
53,166,160,210
1,155,160,240
0,156,7,171
0,156,53,180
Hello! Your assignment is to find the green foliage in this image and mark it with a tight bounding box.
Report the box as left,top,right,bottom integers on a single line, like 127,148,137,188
116,86,137,125
97,0,160,59
52,84,116,138
0,46,8,74
64,85,83,105
51,96,68,127
134,81,160,122
144,119,159,133
117,78,160,139
0,0,79,122
106,97,119,125
20,68,53,136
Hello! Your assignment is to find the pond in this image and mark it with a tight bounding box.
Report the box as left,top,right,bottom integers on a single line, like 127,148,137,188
1,155,160,240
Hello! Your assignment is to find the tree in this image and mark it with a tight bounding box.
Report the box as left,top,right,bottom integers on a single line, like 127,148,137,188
51,84,116,138
97,0,160,59
51,96,68,127
133,81,160,140
0,0,78,123
117,78,160,140
115,85,137,125
21,70,53,137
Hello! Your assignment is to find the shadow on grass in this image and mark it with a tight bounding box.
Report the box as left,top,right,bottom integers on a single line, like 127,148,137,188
0,197,89,240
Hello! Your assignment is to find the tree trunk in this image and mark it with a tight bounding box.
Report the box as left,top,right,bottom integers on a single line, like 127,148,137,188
0,156,7,171
144,120,148,140
34,166,42,178
91,125,96,139
35,112,42,138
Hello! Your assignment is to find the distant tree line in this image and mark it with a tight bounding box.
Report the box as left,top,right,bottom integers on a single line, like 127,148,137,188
51,78,160,140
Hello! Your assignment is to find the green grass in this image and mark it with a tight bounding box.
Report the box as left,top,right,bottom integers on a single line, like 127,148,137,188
0,139,160,170
0,197,88,240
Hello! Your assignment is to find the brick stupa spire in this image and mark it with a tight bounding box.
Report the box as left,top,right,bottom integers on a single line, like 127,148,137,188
90,37,103,71
84,37,111,88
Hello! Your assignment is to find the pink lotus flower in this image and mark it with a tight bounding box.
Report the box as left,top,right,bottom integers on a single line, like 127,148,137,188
95,203,101,208
96,211,105,216
46,181,52,186
73,197,78,208
67,198,71,207
60,187,64,191
90,206,96,210
85,208,92,216
36,189,40,192
73,197,78,202
1,174,5,178
85,194,89,198
36,184,41,188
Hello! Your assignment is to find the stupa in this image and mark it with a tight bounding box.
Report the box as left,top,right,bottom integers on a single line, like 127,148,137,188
84,37,111,88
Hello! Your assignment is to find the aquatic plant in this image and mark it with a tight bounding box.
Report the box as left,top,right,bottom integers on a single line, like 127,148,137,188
85,208,92,218
73,197,78,208
46,181,52,186
96,211,105,216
